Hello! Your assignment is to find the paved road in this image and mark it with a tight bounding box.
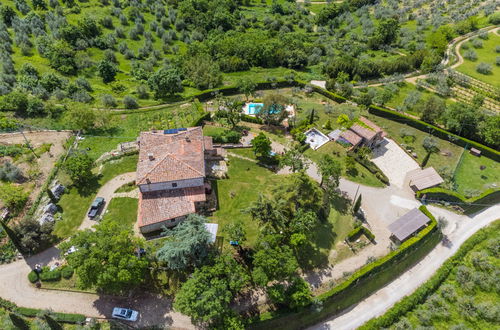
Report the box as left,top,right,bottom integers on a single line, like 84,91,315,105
310,203,500,330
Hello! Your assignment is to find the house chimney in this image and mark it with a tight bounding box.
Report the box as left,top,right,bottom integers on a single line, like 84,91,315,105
148,153,154,161
185,137,191,142
146,178,151,184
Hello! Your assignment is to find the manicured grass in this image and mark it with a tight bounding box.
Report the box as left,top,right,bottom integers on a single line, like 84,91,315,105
211,156,284,246
364,114,463,171
101,197,138,230
454,152,500,195
212,155,354,269
40,274,96,294
53,155,138,239
457,33,500,88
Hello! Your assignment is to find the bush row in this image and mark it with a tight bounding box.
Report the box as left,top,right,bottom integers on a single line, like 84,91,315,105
0,297,86,324
251,206,440,329
416,187,500,214
347,226,375,242
348,151,390,185
39,267,61,282
360,220,499,329
367,105,500,161
16,307,87,324
241,113,264,124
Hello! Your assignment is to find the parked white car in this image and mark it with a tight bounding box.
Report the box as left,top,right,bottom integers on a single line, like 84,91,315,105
111,307,139,322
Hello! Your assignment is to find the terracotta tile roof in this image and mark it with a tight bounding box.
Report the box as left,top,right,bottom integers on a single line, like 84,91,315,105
137,127,213,185
359,116,383,133
339,130,362,146
349,124,376,141
138,186,207,227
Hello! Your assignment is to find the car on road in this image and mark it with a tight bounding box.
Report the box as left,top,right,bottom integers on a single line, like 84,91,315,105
87,197,105,219
112,307,139,322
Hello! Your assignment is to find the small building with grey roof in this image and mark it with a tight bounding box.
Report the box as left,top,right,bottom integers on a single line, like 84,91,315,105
407,167,444,192
388,208,430,243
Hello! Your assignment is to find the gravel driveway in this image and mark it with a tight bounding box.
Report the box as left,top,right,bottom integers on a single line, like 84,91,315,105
371,138,420,189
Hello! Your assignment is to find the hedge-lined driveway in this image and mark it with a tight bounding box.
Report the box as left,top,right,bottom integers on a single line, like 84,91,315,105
310,203,500,330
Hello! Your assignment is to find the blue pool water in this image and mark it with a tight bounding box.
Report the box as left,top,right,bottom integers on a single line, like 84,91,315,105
247,103,263,115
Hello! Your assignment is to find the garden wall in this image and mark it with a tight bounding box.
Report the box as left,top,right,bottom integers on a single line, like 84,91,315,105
250,206,440,329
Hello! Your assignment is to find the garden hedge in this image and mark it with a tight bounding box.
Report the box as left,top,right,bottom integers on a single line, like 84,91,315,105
0,297,86,324
347,226,375,242
348,151,390,185
360,220,500,329
367,105,500,161
39,267,61,282
416,187,500,214
61,265,74,279
28,271,39,283
250,206,440,329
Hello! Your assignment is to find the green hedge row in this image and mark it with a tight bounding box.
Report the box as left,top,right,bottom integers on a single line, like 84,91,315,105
295,79,348,104
416,187,500,214
360,220,499,329
368,105,500,161
348,151,390,185
39,267,61,282
347,226,375,242
241,113,264,124
0,297,86,324
250,206,440,329
191,111,212,127
16,307,86,324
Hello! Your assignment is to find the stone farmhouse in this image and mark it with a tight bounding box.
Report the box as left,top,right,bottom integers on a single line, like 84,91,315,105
136,127,223,234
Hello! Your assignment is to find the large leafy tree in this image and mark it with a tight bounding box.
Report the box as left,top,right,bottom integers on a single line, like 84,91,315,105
252,240,298,286
478,115,500,148
443,102,483,139
214,97,242,129
236,78,257,101
174,253,249,327
318,154,342,193
183,53,222,90
60,221,149,293
63,152,94,185
97,60,117,83
258,93,288,126
279,145,308,173
251,132,272,158
148,66,183,99
156,214,211,270
416,96,446,124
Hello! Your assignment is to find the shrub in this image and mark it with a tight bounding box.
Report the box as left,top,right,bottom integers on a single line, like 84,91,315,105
28,271,39,283
478,31,488,40
463,50,477,61
496,57,500,66
496,46,500,53
61,265,74,279
476,62,492,74
471,39,483,48
39,267,61,282
123,95,139,109
101,94,117,107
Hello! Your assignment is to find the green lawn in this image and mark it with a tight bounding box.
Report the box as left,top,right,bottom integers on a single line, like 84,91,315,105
457,33,500,88
454,152,500,195
211,156,283,247
101,197,138,230
364,113,500,194
53,155,138,239
212,155,355,269
364,114,463,171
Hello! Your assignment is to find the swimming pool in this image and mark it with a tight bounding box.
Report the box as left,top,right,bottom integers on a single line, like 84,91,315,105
244,103,264,115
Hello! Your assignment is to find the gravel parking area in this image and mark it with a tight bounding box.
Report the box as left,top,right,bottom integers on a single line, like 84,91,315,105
371,138,420,188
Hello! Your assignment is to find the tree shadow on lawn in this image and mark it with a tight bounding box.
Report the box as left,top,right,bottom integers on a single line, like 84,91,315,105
330,192,351,215
75,175,101,197
297,220,336,270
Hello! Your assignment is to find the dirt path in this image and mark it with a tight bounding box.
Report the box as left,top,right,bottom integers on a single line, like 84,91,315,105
450,26,500,70
78,172,136,231
310,203,500,330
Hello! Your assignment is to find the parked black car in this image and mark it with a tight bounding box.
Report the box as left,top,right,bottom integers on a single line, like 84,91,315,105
87,197,105,219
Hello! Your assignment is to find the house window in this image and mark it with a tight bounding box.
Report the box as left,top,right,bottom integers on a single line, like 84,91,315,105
172,183,178,188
